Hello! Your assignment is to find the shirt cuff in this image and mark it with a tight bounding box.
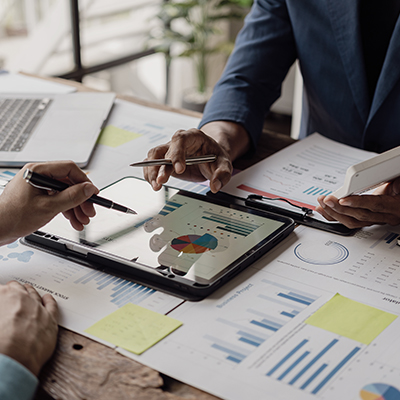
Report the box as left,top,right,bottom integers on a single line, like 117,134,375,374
0,354,38,400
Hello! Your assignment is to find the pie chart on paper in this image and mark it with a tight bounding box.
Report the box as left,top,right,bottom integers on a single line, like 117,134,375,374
171,234,218,254
360,383,400,400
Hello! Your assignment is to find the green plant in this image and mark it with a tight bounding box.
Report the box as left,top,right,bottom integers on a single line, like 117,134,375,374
150,0,253,94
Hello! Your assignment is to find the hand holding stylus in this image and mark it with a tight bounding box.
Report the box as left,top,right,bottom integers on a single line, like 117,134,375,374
0,161,100,244
141,127,237,193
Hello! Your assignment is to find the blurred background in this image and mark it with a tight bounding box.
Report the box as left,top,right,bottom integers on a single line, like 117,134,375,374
0,0,300,136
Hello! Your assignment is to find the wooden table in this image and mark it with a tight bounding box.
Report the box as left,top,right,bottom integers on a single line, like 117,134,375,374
29,75,295,400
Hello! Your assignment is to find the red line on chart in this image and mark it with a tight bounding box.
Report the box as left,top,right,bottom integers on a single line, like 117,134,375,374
237,184,316,210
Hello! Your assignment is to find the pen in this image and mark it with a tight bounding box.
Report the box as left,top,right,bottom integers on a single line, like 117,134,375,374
23,169,137,215
130,154,217,167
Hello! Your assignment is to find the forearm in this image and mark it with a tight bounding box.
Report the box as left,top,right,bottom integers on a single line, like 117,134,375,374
0,198,20,246
200,121,251,162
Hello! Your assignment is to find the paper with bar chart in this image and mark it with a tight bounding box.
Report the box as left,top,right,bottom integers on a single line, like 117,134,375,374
222,133,374,218
119,259,400,400
85,99,209,195
0,239,183,334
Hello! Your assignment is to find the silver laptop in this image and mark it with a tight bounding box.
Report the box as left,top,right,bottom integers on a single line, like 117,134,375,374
0,92,115,167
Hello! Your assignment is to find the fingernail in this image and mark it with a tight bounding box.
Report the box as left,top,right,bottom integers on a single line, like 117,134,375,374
339,199,351,206
214,180,222,192
175,162,184,174
84,184,97,197
325,200,335,208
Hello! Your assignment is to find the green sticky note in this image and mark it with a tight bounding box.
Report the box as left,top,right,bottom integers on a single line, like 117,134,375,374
305,294,397,345
84,303,182,354
97,125,142,147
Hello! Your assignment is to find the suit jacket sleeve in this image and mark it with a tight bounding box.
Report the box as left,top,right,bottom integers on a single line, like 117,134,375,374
0,354,38,400
200,0,297,148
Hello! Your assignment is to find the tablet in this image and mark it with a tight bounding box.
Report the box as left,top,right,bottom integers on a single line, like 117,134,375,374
24,177,295,300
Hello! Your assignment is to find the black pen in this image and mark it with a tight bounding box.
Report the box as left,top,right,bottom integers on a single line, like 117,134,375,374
23,169,137,215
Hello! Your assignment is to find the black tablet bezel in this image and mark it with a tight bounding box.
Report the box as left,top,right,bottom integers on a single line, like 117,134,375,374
24,181,295,301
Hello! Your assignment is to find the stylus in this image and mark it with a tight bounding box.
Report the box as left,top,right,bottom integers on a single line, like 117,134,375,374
130,154,217,167
23,169,137,215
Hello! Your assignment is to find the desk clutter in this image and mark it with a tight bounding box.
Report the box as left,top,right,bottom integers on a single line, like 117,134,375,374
0,74,400,400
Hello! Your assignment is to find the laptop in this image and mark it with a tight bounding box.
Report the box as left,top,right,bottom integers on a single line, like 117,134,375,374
0,92,115,167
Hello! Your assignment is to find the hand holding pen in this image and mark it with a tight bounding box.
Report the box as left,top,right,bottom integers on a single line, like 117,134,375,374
134,127,234,194
24,169,136,215
0,162,105,241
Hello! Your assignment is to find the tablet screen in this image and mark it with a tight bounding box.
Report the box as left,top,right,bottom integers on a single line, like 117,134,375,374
38,178,287,285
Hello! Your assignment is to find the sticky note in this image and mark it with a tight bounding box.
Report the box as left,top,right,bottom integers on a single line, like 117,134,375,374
305,294,397,345
97,125,141,147
84,303,182,354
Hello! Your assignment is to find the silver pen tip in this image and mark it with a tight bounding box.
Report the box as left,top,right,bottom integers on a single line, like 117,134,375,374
126,208,137,215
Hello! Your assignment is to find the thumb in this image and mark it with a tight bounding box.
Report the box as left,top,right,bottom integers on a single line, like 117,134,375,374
52,182,98,212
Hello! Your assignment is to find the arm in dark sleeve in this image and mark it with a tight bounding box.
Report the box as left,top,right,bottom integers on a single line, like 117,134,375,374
200,0,297,148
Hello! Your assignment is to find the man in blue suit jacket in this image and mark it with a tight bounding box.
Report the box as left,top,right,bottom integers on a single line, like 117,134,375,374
144,0,400,229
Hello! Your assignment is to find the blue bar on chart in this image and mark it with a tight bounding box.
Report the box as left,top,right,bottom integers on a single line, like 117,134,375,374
278,292,315,306
248,309,286,332
267,339,309,376
204,335,251,364
209,318,269,362
218,319,269,342
258,295,304,314
303,186,332,196
300,364,328,390
311,346,361,394
370,231,400,249
289,339,338,386
266,336,360,396
177,181,210,195
73,269,156,307
202,211,260,237
278,351,310,381
158,201,183,216
281,311,296,318
385,232,397,244
262,280,319,306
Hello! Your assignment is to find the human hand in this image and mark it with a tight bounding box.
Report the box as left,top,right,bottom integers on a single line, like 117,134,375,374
0,281,58,376
143,121,250,193
0,161,99,245
315,177,400,228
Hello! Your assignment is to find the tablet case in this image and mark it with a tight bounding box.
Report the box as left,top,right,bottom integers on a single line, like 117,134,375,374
208,192,357,236
24,184,296,301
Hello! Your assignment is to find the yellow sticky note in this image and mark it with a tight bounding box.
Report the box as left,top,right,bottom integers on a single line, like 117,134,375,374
305,294,397,345
97,125,142,147
84,303,182,354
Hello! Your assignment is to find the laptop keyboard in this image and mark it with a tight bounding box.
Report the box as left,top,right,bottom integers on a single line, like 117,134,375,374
0,98,52,152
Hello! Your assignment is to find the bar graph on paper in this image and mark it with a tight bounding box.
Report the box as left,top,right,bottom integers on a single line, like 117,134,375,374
203,279,320,364
263,323,364,396
74,269,157,308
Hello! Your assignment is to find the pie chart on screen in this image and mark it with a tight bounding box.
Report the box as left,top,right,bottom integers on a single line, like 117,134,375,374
171,233,218,254
360,383,400,400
